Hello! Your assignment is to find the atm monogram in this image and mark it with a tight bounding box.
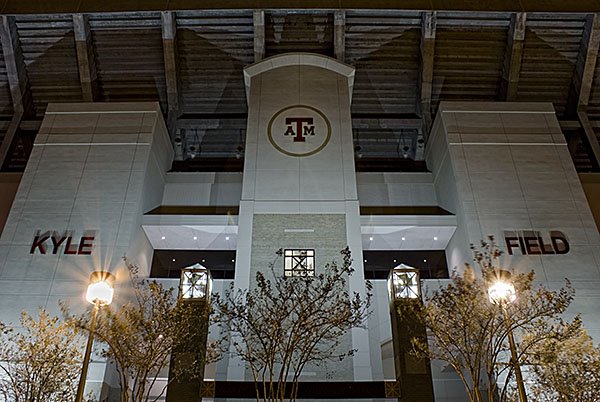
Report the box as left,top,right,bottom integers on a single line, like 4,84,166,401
284,117,316,142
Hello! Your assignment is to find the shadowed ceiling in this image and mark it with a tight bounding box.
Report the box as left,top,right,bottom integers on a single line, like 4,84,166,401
0,9,599,172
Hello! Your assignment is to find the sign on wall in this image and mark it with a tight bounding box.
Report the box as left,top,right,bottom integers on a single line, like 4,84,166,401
267,105,331,157
30,230,95,255
503,230,569,255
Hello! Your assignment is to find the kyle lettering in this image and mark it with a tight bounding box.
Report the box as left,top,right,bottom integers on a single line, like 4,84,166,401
30,230,96,255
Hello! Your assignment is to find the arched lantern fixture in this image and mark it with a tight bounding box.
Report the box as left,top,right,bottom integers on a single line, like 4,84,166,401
179,263,212,301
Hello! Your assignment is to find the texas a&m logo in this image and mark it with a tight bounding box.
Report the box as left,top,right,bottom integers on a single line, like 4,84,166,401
268,105,331,157
284,117,315,142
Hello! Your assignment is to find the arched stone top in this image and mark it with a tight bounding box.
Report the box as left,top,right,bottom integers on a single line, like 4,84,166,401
243,53,355,102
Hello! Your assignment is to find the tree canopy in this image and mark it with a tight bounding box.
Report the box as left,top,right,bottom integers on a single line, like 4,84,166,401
63,260,216,402
0,309,83,402
410,236,577,402
212,247,371,402
527,327,600,402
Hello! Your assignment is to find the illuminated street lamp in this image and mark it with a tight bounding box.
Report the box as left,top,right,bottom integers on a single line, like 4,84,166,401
75,271,115,402
387,264,434,402
488,269,528,402
488,277,516,305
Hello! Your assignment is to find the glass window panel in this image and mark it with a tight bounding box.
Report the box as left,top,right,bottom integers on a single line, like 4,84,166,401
283,249,315,277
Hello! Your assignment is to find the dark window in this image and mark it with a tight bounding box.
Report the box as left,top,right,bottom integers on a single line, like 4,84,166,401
150,250,235,279
363,250,449,280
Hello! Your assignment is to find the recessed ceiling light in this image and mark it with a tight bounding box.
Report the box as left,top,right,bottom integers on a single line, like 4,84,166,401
225,236,230,241
172,258,176,262
423,259,427,263
231,259,235,262
161,236,165,240
393,259,397,263
193,236,197,240
364,259,367,263
369,237,373,241
433,236,438,241
401,237,406,241
202,259,205,263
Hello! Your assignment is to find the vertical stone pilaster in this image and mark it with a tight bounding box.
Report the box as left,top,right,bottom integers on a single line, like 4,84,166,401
427,101,600,340
0,102,172,398
232,54,373,384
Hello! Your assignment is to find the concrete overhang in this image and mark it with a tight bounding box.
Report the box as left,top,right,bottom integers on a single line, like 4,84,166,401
142,213,457,251
142,214,238,250
361,214,457,251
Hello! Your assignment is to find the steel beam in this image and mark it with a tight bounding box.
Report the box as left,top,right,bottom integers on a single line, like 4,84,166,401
500,12,526,101
0,16,33,115
73,13,99,102
253,10,265,62
570,14,600,167
418,11,436,140
162,11,180,135
0,112,22,169
573,14,600,111
578,110,600,168
334,10,345,62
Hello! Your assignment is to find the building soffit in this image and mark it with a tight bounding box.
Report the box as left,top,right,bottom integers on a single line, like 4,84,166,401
2,1,600,14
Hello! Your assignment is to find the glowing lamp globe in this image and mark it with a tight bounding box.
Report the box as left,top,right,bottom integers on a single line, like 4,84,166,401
488,279,516,305
86,271,115,306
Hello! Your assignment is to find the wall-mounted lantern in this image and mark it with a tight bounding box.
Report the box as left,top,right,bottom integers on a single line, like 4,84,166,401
389,264,421,301
179,263,212,301
386,263,434,402
167,263,213,402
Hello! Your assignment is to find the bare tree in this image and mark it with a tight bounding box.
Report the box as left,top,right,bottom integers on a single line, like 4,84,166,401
212,247,371,402
410,236,577,402
63,260,218,402
0,309,82,402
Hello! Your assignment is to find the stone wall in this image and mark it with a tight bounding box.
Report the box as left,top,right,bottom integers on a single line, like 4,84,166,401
427,101,600,341
0,102,172,399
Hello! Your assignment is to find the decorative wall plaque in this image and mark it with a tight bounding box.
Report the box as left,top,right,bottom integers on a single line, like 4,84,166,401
267,105,331,157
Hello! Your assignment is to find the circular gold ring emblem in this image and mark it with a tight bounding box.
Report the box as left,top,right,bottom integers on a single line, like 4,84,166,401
267,104,331,157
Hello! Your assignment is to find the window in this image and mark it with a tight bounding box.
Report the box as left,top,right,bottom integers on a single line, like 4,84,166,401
284,249,315,277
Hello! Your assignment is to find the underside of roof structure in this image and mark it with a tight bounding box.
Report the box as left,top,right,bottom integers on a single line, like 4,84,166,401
0,5,600,172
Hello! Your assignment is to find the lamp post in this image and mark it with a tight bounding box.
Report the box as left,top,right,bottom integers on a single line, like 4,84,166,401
487,269,528,402
75,271,115,402
387,264,434,402
166,263,212,402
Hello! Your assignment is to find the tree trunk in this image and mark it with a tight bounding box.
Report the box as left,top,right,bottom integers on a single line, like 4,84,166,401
474,387,484,402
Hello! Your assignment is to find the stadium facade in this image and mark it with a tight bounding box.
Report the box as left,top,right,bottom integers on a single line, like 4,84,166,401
0,3,600,401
